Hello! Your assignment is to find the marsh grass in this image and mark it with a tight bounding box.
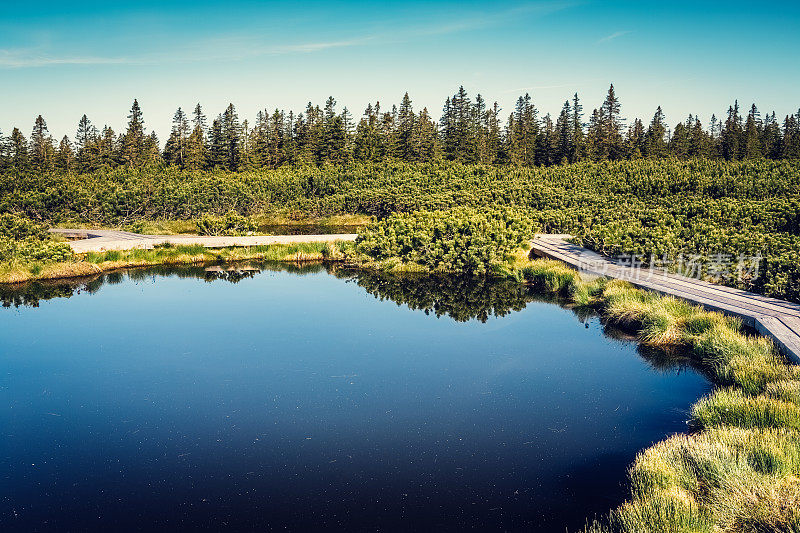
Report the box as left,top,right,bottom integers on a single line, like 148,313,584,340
0,241,352,284
617,427,800,532
691,388,800,430
510,257,800,532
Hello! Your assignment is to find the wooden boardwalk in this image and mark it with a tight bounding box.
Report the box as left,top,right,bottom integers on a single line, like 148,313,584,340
531,234,800,364
50,228,358,254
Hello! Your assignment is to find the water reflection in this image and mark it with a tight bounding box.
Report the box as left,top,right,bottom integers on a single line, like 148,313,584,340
1,263,699,374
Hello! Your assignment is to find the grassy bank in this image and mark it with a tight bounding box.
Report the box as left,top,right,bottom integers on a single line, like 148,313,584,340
511,258,800,532
0,241,352,284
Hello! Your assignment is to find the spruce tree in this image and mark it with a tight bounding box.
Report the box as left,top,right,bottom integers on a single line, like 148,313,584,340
721,101,743,160
208,116,225,169
10,128,28,169
646,106,667,158
165,107,190,167
221,103,241,171
122,99,146,166
30,115,54,171
555,100,572,164
744,103,763,159
98,126,119,168
571,93,584,162
397,92,415,161
56,136,75,172
600,84,624,160
415,107,439,162
186,104,208,170
627,118,645,158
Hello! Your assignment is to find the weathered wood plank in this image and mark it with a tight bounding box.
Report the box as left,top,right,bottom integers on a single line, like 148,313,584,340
532,235,800,364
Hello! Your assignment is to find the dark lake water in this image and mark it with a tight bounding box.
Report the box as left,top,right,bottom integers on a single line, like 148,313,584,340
0,264,709,532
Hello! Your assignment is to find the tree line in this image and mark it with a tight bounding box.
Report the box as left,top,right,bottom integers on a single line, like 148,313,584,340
2,84,799,173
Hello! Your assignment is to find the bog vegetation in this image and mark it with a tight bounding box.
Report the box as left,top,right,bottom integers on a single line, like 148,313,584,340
2,158,798,301
355,208,533,275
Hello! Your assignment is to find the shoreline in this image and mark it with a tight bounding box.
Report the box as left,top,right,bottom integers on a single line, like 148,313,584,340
0,241,353,285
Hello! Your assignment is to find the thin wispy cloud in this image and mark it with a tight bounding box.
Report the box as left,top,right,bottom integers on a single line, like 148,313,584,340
0,1,580,68
0,38,371,68
598,30,632,44
0,48,130,67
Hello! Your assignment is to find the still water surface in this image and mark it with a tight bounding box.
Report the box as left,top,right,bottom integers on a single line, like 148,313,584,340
0,265,709,532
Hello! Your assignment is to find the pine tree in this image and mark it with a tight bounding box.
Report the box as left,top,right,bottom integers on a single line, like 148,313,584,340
646,106,667,158
186,104,208,171
98,126,119,168
721,101,743,160
486,102,502,164
571,93,584,162
30,115,54,171
415,107,439,162
397,92,415,161
144,131,162,165
586,108,604,161
373,105,395,161
509,93,538,165
782,113,800,159
121,99,146,166
221,103,241,171
670,116,692,159
208,116,225,169
600,84,624,160
267,109,285,168
555,100,572,164
75,114,99,172
341,107,355,159
537,113,556,165
249,110,268,168
354,103,381,162
0,128,7,171
762,112,782,159
165,107,190,167
473,93,488,163
9,128,28,169
627,118,645,158
744,103,763,159
282,110,297,164
56,136,75,172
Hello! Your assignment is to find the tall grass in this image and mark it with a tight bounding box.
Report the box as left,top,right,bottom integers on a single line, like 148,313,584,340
1,241,353,284
512,258,800,533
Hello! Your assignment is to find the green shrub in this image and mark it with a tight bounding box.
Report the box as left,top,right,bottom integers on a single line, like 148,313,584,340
0,214,49,240
0,237,73,264
195,212,257,236
356,208,534,275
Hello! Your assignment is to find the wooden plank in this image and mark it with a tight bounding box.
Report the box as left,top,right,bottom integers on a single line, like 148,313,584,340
755,316,800,364
534,236,800,316
532,238,799,319
531,235,800,363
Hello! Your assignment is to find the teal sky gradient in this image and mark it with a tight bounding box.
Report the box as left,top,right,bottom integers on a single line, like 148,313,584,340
2,0,799,140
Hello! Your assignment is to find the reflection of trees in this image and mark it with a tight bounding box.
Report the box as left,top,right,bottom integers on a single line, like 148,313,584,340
1,281,81,308
0,262,330,308
344,271,537,323
0,264,697,374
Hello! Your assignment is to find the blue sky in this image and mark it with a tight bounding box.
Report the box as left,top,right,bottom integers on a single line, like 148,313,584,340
2,0,799,141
